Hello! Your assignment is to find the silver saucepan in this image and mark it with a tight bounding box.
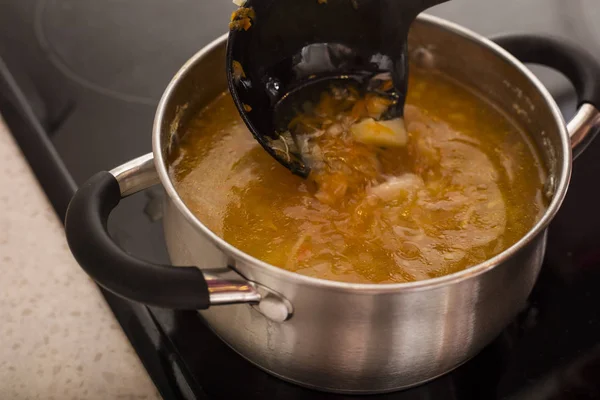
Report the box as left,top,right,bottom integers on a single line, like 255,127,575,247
65,15,600,394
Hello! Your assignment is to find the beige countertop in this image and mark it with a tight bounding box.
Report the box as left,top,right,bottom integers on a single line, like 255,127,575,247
0,116,161,400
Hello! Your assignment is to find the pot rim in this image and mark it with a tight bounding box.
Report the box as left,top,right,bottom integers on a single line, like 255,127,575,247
152,13,571,294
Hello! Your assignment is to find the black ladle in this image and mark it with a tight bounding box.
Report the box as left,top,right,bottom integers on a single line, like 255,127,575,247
226,0,448,177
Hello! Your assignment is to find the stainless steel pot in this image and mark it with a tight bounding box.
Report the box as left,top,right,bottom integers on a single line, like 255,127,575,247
65,15,600,394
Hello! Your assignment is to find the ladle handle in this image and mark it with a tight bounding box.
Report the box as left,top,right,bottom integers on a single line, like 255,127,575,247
64,154,261,310
494,34,600,158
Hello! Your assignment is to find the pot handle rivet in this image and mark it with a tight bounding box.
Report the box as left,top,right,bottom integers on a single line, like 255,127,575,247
252,282,294,322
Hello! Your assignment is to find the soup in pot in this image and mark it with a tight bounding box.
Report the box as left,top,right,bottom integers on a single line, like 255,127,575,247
168,69,547,284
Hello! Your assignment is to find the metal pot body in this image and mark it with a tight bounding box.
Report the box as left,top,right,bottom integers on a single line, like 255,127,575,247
62,4,600,392
154,15,572,393
164,197,547,392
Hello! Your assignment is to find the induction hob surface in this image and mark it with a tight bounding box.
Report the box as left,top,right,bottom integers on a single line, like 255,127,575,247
2,1,600,399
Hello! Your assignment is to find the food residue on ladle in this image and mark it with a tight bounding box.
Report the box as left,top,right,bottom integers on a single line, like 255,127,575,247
229,7,255,31
231,60,246,83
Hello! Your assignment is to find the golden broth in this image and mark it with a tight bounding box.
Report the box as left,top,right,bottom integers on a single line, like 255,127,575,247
168,70,547,284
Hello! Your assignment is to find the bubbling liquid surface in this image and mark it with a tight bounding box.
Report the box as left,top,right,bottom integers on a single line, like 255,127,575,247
169,70,547,284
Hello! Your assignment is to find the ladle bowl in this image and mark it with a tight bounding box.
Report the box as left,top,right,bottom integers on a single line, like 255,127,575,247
226,0,448,176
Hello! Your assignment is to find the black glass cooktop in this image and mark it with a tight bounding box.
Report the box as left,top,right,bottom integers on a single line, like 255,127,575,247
2,1,600,399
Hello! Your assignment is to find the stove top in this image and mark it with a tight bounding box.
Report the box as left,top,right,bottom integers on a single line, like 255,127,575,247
2,1,600,399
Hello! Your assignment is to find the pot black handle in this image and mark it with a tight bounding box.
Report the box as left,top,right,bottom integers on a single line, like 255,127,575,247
493,34,600,109
65,154,261,310
493,34,600,158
